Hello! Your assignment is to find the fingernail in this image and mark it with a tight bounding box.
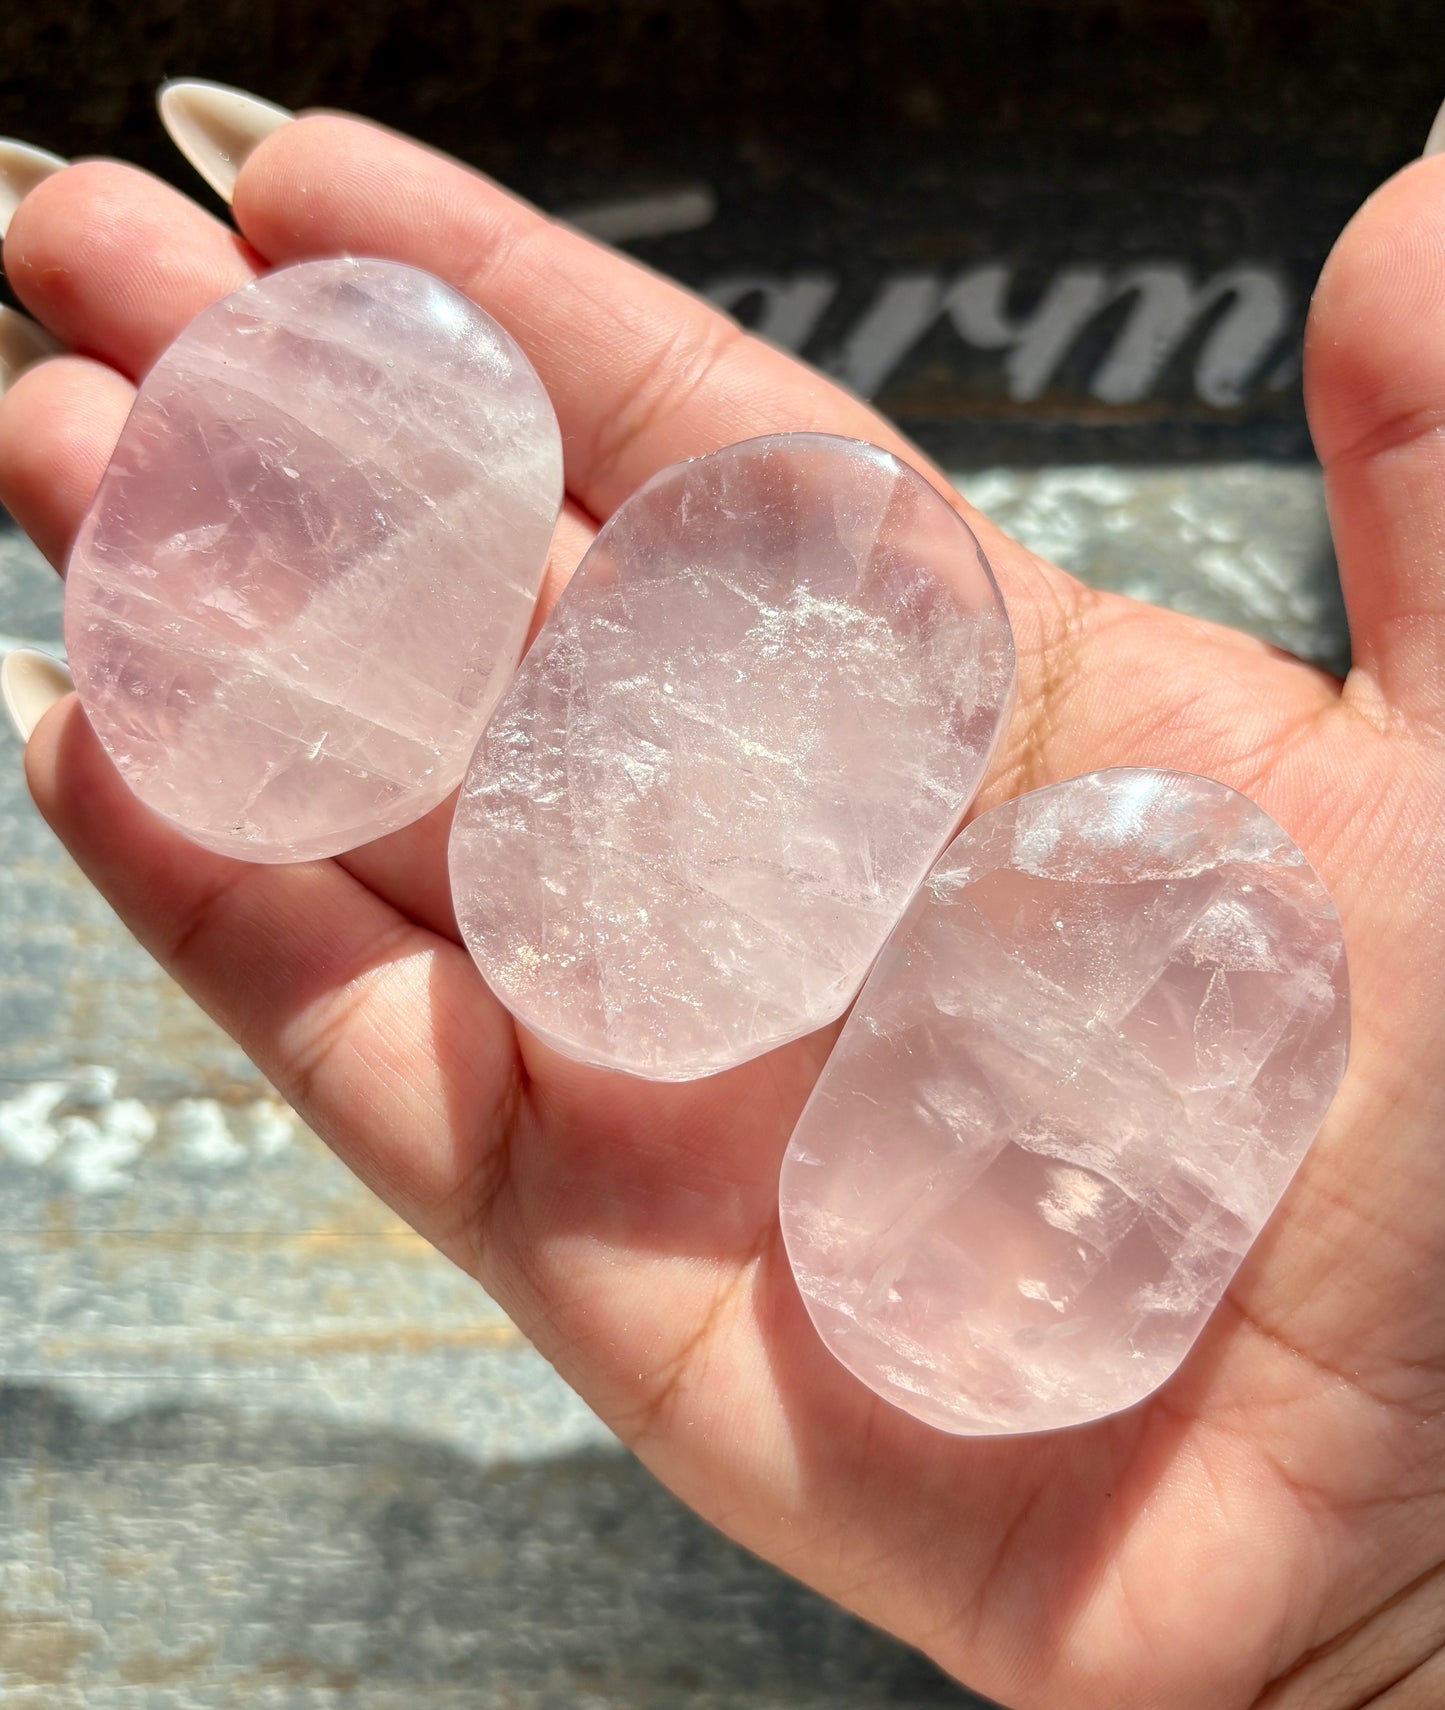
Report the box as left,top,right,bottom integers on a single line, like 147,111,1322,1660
157,79,293,203
0,139,67,240
1,649,72,744
1425,96,1445,158
0,305,63,392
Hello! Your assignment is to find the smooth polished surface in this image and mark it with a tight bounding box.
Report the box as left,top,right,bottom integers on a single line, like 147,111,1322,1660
0,647,71,743
781,769,1350,1436
157,77,293,202
65,257,562,861
451,434,1016,1080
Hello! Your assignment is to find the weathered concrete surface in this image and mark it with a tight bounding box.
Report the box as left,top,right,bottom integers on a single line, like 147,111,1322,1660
0,465,1348,1706
955,465,1345,673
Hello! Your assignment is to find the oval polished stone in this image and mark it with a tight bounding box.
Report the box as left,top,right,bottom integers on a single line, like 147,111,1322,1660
450,434,1016,1079
780,769,1350,1435
65,257,562,861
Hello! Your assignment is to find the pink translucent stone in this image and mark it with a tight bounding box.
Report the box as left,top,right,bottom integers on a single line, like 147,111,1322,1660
65,257,562,861
780,769,1350,1435
450,434,1015,1079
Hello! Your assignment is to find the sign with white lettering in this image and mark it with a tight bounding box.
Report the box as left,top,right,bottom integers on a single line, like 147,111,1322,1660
564,167,1353,464
9,0,1438,472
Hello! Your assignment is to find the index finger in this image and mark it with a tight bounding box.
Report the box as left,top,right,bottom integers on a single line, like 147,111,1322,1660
231,113,1015,545
218,105,1327,820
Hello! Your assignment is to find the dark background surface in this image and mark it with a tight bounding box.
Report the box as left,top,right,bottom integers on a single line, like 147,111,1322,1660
2,0,1440,464
0,3,1435,1706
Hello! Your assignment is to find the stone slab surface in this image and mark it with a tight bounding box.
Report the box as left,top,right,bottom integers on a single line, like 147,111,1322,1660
0,459,1348,1706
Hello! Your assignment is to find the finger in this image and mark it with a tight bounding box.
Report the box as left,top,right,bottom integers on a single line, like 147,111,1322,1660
226,103,1144,806
224,109,1331,808
23,692,522,1265
4,158,259,378
0,354,134,567
165,89,944,538
1305,149,1445,733
220,109,1342,934
228,115,1019,539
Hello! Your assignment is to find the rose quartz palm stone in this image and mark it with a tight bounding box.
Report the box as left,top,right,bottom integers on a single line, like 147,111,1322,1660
450,434,1016,1079
780,768,1350,1435
65,257,562,861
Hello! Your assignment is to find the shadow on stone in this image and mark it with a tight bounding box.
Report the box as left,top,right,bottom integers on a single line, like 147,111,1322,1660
0,1383,997,1705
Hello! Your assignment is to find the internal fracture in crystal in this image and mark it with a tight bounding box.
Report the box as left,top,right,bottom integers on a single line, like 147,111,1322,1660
65,257,563,861
780,768,1350,1435
450,433,1016,1079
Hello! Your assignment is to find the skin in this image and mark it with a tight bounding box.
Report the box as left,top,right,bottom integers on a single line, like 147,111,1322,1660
1,112,1443,1710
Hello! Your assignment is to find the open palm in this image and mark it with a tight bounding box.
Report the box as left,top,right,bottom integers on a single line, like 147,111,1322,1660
2,106,1443,1710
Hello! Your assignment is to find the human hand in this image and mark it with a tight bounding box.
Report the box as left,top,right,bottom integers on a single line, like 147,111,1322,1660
1,90,1442,1710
